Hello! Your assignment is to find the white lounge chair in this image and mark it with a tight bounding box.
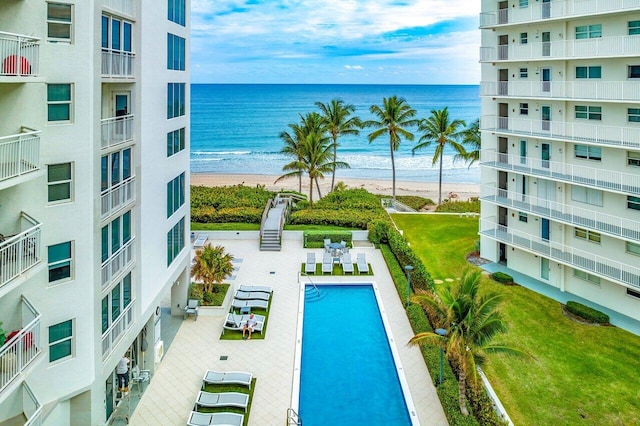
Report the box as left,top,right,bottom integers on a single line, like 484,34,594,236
187,411,244,426
342,253,354,274
195,391,249,412
184,299,199,321
238,285,272,294
322,252,333,275
193,233,208,248
356,253,370,274
234,290,270,301
202,370,253,390
231,298,269,311
305,252,316,274
222,312,265,335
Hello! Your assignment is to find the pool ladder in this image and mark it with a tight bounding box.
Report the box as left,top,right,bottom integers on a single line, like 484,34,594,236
286,408,302,425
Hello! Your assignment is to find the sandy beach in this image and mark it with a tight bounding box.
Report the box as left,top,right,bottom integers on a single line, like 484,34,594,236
191,173,479,201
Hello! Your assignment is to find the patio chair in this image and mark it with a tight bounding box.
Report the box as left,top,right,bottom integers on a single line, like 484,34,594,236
322,252,333,275
187,411,244,426
195,391,250,412
193,233,208,248
202,370,253,390
222,312,265,335
234,290,270,301
324,238,331,252
238,284,272,294
342,253,354,274
231,298,269,311
184,299,199,321
305,252,316,274
356,253,370,274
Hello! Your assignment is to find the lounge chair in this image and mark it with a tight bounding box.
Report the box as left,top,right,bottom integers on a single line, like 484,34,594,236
222,312,265,335
238,284,272,294
234,290,270,301
202,370,253,390
342,253,354,274
305,252,316,274
356,253,370,274
187,411,244,426
322,252,333,275
231,298,269,311
193,233,208,249
184,299,199,321
195,391,249,412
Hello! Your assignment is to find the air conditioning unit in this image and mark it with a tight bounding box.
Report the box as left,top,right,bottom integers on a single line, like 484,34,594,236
154,340,164,364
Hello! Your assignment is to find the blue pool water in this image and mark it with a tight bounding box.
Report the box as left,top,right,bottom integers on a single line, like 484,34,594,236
299,285,411,425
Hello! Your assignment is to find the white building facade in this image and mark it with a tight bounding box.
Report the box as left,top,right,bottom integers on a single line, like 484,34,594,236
0,0,191,424
479,0,640,325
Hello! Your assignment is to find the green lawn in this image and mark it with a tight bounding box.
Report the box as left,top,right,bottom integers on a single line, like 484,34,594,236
392,213,640,425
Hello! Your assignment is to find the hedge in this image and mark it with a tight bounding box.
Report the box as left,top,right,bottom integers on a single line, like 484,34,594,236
566,301,610,324
303,231,352,248
435,199,481,213
289,209,385,229
491,272,514,284
395,195,435,210
191,206,263,224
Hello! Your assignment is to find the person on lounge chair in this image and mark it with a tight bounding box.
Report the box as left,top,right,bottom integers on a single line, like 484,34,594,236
242,313,257,340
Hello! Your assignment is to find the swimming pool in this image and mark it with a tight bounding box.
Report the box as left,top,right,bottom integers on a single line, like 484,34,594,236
295,284,416,425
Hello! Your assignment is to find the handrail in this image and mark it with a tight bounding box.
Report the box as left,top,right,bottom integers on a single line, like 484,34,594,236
0,31,41,41
299,272,320,297
287,408,302,425
381,198,417,212
259,198,272,243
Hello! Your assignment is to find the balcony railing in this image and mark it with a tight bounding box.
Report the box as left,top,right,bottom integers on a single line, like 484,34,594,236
23,383,42,426
101,300,135,359
480,185,640,242
101,115,134,149
0,128,40,185
480,80,640,102
0,297,41,393
0,31,39,77
101,238,134,289
101,177,136,220
0,213,41,289
480,219,640,289
480,0,640,27
480,35,640,62
101,49,135,78
480,115,640,150
102,0,135,16
480,150,640,197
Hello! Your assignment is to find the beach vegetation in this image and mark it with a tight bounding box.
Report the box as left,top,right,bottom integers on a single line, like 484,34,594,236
364,96,419,199
191,222,260,231
394,195,435,210
461,118,481,167
190,245,234,293
191,184,273,224
413,107,467,205
435,198,481,213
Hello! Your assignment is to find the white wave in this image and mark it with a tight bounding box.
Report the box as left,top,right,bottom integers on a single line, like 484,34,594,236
191,150,252,156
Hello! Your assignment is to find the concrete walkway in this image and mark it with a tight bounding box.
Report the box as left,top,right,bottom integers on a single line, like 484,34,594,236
129,238,447,425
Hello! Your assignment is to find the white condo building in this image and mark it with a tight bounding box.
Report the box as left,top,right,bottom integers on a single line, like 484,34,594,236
0,0,191,424
479,0,640,326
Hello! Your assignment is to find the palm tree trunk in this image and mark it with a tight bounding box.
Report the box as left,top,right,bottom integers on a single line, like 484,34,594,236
390,138,396,199
330,138,337,192
438,146,444,205
298,172,302,193
315,178,323,199
309,177,314,207
459,369,470,416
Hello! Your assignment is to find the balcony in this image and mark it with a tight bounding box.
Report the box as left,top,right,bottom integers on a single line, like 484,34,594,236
0,31,39,79
101,115,134,149
480,219,640,289
0,382,42,426
480,0,640,28
102,0,135,17
101,49,135,78
0,128,40,189
480,80,640,102
480,35,640,62
480,115,640,150
101,176,136,220
480,185,640,242
0,297,41,394
0,213,41,291
101,300,134,359
101,238,134,289
481,149,640,197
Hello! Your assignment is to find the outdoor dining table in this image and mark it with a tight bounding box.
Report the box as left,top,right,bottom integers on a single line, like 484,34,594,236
327,242,346,262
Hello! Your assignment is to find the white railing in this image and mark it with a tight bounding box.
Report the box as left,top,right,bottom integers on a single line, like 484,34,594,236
0,297,41,393
101,176,136,219
22,382,42,426
480,219,640,289
480,115,640,150
480,149,640,196
101,300,135,359
381,198,417,212
480,35,640,62
0,213,41,289
101,238,134,289
480,185,640,241
0,31,39,77
101,49,135,77
102,0,135,16
480,80,640,102
100,115,134,149
0,129,40,183
480,0,640,27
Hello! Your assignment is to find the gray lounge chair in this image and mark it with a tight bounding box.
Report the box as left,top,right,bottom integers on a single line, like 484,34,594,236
187,411,244,426
202,370,252,390
305,252,316,274
356,253,370,274
222,312,265,335
193,233,208,248
234,290,270,301
184,299,199,321
238,284,272,294
231,298,269,311
342,253,354,274
322,252,333,275
195,391,249,412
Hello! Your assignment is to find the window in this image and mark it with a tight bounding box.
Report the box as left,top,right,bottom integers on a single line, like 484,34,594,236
571,186,603,206
574,227,601,244
167,33,186,71
48,242,72,283
629,20,640,35
101,15,132,52
626,241,640,256
520,32,528,44
167,83,185,119
576,66,601,79
575,24,602,39
575,105,601,120
519,68,528,78
629,65,640,79
574,269,601,285
48,163,72,202
167,173,186,217
628,108,640,123
628,195,640,211
101,148,132,192
47,84,72,122
47,3,72,41
167,217,185,266
628,288,640,299
167,128,186,157
49,320,73,362
168,0,186,26
101,211,132,262
519,0,528,7
628,151,640,167
519,103,529,115
574,145,601,161
519,212,528,222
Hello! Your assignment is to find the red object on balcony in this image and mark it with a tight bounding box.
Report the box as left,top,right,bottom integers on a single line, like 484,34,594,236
6,329,33,349
2,55,31,75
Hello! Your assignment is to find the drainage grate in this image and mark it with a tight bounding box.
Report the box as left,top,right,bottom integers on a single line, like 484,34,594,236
220,355,228,361
270,271,275,274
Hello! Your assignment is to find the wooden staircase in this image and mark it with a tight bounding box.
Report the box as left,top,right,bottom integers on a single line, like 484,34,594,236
259,193,306,251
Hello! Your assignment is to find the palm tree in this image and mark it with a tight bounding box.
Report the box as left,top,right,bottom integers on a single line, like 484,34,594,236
409,268,530,416
461,119,481,167
316,99,362,192
413,107,466,205
190,245,234,294
364,96,419,199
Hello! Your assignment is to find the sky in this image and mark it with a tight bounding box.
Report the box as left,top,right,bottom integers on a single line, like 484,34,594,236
190,0,481,85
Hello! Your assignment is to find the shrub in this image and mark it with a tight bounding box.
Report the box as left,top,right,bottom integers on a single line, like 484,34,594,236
387,227,433,291
435,199,481,213
396,195,435,210
304,231,353,248
290,208,385,229
367,219,392,244
565,301,610,324
189,282,204,301
491,272,514,284
203,291,215,304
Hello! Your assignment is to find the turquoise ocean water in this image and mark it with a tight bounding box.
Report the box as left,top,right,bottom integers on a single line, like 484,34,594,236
191,84,481,183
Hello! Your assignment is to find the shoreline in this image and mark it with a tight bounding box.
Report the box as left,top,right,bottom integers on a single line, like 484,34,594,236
190,172,480,201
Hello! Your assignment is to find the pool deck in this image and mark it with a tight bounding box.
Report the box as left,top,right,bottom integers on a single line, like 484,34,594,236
129,238,448,425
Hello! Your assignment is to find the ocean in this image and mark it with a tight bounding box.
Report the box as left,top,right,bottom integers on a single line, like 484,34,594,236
190,84,481,184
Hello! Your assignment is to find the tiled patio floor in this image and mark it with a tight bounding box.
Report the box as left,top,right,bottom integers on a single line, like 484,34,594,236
129,238,447,425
